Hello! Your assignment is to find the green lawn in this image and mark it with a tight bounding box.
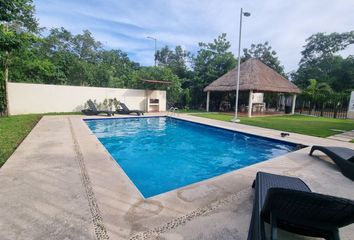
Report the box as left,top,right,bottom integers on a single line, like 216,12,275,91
0,112,81,167
0,115,42,167
191,113,354,138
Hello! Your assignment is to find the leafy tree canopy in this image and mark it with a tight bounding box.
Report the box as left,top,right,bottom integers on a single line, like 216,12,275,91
193,33,236,87
0,0,38,31
9,28,141,88
0,0,38,52
156,45,190,77
155,45,194,91
293,55,354,91
303,79,332,102
242,41,285,76
293,31,354,92
190,33,236,106
300,31,354,64
0,0,38,115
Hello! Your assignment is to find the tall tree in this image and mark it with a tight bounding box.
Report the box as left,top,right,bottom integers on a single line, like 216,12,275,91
0,0,38,115
293,55,354,91
156,45,190,78
40,27,74,56
192,33,236,106
302,79,332,114
300,31,354,64
242,41,285,75
72,30,102,63
293,31,354,91
9,27,141,88
100,49,140,88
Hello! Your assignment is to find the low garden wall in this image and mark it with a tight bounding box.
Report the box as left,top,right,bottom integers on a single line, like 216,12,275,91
7,82,166,115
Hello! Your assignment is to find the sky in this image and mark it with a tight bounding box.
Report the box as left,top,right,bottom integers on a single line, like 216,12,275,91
34,0,354,73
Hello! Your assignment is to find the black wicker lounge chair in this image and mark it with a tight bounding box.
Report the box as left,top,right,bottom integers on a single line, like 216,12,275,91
310,146,354,181
81,100,113,116
247,172,354,240
116,102,144,116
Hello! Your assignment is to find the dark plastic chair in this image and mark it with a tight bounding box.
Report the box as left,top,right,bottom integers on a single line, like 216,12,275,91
310,146,354,181
81,100,113,116
117,102,144,116
247,172,354,240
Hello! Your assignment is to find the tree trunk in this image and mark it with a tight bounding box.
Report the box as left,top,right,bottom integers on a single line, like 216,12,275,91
312,103,317,116
320,102,324,117
1,53,9,116
308,101,312,115
0,78,5,116
333,102,338,119
1,24,10,116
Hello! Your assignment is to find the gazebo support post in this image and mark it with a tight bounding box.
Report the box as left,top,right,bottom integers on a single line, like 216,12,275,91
291,94,297,114
206,91,210,112
248,90,253,117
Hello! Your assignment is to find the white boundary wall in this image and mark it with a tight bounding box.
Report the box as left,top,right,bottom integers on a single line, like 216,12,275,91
7,82,166,115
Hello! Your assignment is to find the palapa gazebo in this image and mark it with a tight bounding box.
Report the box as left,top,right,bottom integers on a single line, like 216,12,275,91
204,58,301,117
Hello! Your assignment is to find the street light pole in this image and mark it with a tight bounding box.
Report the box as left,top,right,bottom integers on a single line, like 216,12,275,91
147,36,157,67
232,8,250,123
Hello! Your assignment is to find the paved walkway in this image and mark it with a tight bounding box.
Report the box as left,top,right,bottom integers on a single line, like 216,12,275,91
0,117,95,240
0,114,353,240
327,130,354,142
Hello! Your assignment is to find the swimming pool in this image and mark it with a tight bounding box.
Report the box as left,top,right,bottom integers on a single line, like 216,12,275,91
85,117,297,198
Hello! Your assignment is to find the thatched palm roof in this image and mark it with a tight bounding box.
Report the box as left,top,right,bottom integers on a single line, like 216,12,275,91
204,58,301,94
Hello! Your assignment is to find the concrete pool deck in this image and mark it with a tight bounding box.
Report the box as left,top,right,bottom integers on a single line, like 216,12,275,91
0,113,353,240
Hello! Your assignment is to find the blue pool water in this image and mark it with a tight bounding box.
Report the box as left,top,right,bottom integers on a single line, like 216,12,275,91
85,117,297,198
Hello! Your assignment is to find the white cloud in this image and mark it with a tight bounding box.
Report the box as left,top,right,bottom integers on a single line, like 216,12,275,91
34,0,354,71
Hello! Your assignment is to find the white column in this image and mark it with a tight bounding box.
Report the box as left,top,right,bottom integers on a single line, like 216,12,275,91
248,90,253,117
291,94,297,114
206,91,210,112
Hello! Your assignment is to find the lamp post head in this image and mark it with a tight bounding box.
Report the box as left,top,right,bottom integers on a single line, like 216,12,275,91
243,12,251,17
147,36,157,41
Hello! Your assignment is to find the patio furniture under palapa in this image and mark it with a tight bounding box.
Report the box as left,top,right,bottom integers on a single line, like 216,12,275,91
204,58,301,117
